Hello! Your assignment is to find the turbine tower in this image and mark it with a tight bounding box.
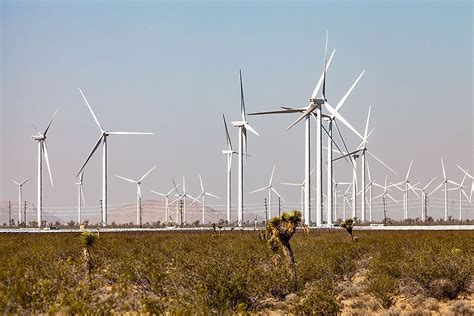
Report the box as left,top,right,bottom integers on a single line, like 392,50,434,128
150,183,180,224
75,172,86,224
231,70,260,227
413,177,436,221
222,114,236,224
447,173,469,221
32,109,57,228
10,178,32,226
116,165,156,227
249,45,336,227
429,158,459,221
250,165,285,221
391,161,419,220
190,174,220,224
77,89,153,227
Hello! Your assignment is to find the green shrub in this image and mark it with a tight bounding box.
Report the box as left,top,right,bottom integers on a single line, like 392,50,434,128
365,272,398,309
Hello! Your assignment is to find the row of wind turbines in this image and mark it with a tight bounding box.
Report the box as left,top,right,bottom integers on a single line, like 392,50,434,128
8,33,473,228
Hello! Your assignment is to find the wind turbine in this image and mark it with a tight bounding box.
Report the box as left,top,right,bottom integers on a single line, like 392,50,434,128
172,176,195,225
249,39,336,227
340,183,352,219
447,173,470,221
150,183,180,224
457,165,474,202
322,70,365,225
333,181,351,222
190,174,220,224
374,175,398,223
76,89,153,227
250,165,285,221
281,168,315,220
222,114,237,224
231,70,260,227
390,161,419,220
412,177,436,221
32,109,57,228
75,172,86,224
115,165,156,227
429,158,459,221
10,178,32,225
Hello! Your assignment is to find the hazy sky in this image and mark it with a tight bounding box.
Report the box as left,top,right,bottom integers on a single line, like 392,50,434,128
1,1,472,220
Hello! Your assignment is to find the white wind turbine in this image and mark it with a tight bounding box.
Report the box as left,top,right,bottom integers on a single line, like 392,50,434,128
447,173,470,221
231,70,260,227
172,176,195,225
10,178,32,225
251,165,285,221
457,165,474,202
281,168,315,219
77,89,154,227
222,114,237,224
333,180,351,222
32,109,57,228
374,175,398,222
190,174,220,224
249,41,336,226
75,171,86,224
390,160,419,220
412,177,436,221
150,183,180,224
429,158,460,221
322,70,365,226
340,183,352,220
115,165,156,227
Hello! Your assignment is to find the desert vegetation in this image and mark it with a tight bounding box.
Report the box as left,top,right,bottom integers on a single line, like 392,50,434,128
0,229,472,314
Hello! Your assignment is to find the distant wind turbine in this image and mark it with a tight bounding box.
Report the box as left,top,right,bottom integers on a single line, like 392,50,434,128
251,165,285,221
391,161,419,220
190,174,220,224
457,165,474,202
76,89,153,227
413,177,436,221
116,165,156,227
447,173,470,221
150,182,180,224
429,158,459,221
231,70,260,227
32,108,57,227
10,178,32,225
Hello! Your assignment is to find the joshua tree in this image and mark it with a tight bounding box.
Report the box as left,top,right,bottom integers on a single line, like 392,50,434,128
80,231,97,282
340,218,357,241
267,210,302,292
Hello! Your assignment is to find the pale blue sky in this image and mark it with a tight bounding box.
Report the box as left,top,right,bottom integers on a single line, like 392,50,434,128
0,1,472,220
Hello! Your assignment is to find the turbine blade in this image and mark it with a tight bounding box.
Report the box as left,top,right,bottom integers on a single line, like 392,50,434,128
79,88,104,132
43,108,59,137
20,178,33,186
457,165,473,179
367,151,397,175
408,183,420,198
240,69,246,121
310,49,335,99
108,132,154,135
364,106,371,141
406,160,413,181
387,194,398,203
461,189,470,202
115,175,137,184
325,102,364,140
441,158,446,180
42,142,54,187
271,187,285,201
150,190,166,197
244,123,259,136
189,194,202,206
269,165,276,186
250,186,267,194
205,192,220,199
139,165,157,182
422,177,437,191
199,174,204,193
287,105,315,130
334,70,365,113
223,114,233,150
281,182,301,186
248,108,304,115
77,135,104,177
429,182,444,196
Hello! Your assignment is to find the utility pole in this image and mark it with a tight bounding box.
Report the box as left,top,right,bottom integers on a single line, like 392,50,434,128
23,201,27,227
383,195,387,226
278,197,281,217
8,201,12,227
264,198,268,223
179,199,184,228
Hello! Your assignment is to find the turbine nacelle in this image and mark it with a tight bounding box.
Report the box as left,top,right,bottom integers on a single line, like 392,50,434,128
32,135,45,141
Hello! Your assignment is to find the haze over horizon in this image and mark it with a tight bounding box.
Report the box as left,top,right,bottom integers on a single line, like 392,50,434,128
0,1,472,221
